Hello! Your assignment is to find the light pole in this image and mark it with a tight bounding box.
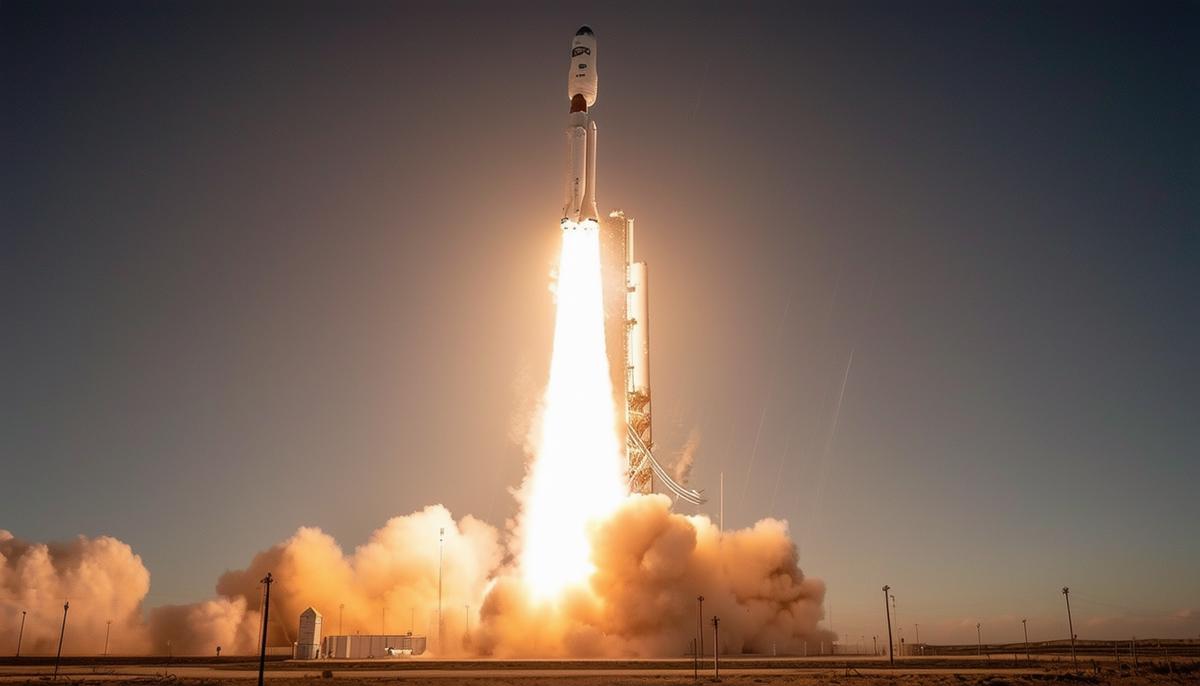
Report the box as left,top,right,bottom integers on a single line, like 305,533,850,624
438,528,445,653
16,610,26,657
104,619,112,656
914,623,920,653
258,573,273,686
976,623,982,656
1062,587,1077,670
711,616,720,680
381,605,386,635
697,595,705,659
1022,618,1030,661
873,635,878,656
882,586,894,666
53,601,69,680
890,594,898,655
339,603,344,635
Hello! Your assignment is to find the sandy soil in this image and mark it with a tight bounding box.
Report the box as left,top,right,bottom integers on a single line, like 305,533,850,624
0,658,1194,685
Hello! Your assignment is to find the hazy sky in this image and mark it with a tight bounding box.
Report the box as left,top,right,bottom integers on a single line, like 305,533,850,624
3,1,1197,644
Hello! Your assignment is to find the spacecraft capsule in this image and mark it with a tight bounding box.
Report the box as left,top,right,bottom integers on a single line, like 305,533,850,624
568,26,598,108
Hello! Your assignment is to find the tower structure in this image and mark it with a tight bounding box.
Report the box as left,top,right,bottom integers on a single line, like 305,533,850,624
600,210,700,503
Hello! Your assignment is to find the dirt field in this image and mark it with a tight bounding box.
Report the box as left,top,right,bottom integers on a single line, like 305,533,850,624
0,656,1196,686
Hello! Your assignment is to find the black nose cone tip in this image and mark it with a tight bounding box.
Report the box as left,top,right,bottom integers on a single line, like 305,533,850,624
576,25,594,36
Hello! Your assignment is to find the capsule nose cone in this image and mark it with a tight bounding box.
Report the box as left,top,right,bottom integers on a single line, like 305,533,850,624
575,25,594,36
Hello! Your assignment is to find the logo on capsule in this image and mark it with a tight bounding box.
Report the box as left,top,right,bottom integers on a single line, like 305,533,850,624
571,46,591,57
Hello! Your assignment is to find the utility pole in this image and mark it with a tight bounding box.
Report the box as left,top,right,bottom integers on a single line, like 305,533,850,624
53,601,69,679
873,635,877,656
882,586,894,666
438,528,445,653
711,616,721,680
697,595,705,658
692,638,698,682
258,572,273,686
381,606,386,635
410,607,415,634
1062,587,1077,670
104,619,112,656
914,623,920,653
976,623,982,655
1022,619,1030,661
339,603,344,636
464,605,470,637
16,610,26,657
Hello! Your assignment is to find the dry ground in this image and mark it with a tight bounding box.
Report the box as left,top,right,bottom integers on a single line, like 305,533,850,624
0,657,1194,686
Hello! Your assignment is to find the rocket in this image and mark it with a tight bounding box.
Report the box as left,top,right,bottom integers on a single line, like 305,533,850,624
562,26,599,229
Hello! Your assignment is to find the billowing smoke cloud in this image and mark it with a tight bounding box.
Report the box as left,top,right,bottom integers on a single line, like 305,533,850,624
0,530,150,655
476,494,829,657
3,499,829,657
148,505,503,656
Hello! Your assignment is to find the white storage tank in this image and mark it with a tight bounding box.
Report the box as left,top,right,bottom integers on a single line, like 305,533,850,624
295,607,322,659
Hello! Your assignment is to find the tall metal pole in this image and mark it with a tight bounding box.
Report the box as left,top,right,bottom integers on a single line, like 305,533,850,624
381,606,386,634
1062,587,1077,670
697,595,705,658
258,573,273,686
339,603,344,636
438,528,445,653
15,610,26,657
1022,618,1029,661
692,638,698,682
873,635,877,656
882,586,894,666
976,623,982,655
914,623,920,653
104,619,112,656
53,601,69,679
890,594,898,655
712,616,720,680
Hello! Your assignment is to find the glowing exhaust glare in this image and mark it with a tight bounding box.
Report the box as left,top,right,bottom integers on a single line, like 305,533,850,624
519,225,626,600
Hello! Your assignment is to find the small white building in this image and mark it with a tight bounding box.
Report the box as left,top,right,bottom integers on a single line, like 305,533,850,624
295,607,322,659
320,633,427,659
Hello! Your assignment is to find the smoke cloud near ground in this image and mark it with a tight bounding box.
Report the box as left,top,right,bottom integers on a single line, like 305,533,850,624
477,494,828,657
0,530,150,655
2,499,829,656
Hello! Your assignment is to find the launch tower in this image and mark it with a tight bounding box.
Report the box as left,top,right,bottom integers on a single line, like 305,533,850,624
600,211,704,504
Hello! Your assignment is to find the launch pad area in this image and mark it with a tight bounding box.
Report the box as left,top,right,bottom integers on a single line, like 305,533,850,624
2,654,1196,685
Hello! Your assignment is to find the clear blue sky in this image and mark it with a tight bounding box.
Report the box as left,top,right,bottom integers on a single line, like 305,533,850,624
3,0,1197,643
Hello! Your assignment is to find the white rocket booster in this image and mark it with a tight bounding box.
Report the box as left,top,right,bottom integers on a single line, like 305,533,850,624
562,26,599,229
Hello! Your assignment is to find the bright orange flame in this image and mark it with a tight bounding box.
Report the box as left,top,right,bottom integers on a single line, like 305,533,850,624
519,222,627,600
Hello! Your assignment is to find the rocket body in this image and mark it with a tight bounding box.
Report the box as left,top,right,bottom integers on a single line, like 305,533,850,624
562,27,600,228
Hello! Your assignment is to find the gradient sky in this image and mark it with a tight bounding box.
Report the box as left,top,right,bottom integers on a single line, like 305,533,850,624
3,1,1197,644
